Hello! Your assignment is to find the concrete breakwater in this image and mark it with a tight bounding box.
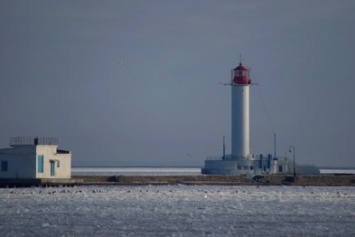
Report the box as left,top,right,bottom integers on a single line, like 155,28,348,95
73,175,355,186
0,178,84,188
73,175,254,185
1,175,355,187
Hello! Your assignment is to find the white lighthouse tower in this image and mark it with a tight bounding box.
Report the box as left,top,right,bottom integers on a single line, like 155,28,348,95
201,59,318,175
231,62,252,159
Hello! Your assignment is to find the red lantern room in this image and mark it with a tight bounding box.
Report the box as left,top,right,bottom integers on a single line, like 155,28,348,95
232,63,251,85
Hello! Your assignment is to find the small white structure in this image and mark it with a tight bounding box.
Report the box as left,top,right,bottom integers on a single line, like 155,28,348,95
0,137,71,179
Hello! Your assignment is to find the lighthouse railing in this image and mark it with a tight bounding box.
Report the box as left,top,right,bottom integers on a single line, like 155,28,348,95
205,155,251,161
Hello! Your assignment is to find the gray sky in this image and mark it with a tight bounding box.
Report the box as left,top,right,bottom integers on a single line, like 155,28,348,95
1,0,355,167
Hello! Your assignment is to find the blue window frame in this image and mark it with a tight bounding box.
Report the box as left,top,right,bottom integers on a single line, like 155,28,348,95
1,161,8,172
37,155,44,173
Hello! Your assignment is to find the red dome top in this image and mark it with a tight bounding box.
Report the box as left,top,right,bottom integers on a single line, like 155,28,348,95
234,63,248,71
232,63,251,85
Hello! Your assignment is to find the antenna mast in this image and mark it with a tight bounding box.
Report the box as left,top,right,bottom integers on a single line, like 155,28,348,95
223,135,226,159
274,133,277,158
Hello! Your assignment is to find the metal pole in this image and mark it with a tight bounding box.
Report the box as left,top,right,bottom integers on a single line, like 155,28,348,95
223,135,226,160
289,145,296,178
274,133,276,158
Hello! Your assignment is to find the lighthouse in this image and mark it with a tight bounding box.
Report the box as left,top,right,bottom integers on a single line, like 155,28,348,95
201,59,318,175
231,62,252,159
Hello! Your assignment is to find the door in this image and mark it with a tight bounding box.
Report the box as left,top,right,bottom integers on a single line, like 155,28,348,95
50,161,55,177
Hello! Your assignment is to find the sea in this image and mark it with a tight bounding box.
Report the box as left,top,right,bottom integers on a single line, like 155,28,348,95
1,167,355,236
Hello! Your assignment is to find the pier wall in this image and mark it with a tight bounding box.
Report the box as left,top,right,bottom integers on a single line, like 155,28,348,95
253,175,355,186
73,175,355,186
73,175,254,185
1,175,355,187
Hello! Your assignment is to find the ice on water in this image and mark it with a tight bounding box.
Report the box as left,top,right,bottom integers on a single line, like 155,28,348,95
1,185,355,236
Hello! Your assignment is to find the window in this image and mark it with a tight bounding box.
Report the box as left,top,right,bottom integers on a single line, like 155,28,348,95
57,160,60,168
278,165,283,173
1,161,8,172
50,161,55,176
37,155,44,173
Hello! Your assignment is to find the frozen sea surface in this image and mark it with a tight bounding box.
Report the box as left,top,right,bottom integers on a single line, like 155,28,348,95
1,186,355,236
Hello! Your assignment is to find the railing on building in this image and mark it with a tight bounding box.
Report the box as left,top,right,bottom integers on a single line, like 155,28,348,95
205,155,248,160
9,137,58,146
206,154,269,161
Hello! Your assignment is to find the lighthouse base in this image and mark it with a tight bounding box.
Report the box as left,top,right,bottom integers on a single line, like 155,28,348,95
201,155,320,176
202,160,255,175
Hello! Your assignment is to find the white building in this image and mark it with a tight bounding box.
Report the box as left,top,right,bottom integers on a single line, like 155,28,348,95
0,137,71,179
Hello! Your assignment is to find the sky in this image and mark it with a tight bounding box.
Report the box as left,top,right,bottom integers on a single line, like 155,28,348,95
1,0,355,167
